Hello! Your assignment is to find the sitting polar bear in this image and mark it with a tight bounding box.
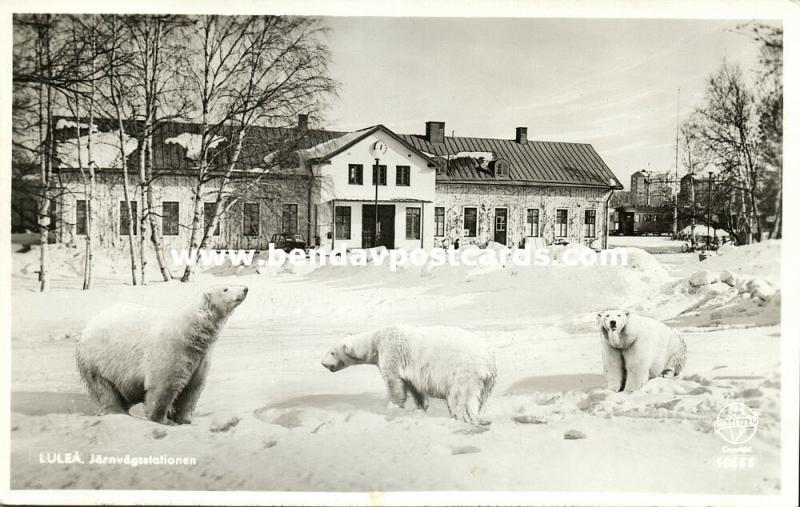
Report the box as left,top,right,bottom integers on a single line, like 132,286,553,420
76,285,248,424
597,310,687,392
321,325,496,425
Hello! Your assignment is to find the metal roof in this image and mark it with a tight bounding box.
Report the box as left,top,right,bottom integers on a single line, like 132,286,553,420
398,134,622,189
49,116,621,189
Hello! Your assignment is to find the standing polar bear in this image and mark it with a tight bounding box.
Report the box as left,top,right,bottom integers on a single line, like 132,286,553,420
597,310,687,392
321,325,497,425
76,285,248,424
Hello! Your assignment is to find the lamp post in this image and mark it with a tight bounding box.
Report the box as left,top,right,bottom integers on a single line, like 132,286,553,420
373,157,379,248
706,171,713,249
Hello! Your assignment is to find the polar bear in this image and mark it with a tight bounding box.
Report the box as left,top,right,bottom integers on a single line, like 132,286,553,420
321,325,497,425
76,285,248,424
597,310,687,392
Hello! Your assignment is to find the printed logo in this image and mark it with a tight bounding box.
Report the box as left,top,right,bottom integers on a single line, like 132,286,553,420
714,402,759,445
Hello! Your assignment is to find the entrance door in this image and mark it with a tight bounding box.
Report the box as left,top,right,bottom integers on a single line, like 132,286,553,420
494,208,508,245
623,213,634,235
362,204,396,249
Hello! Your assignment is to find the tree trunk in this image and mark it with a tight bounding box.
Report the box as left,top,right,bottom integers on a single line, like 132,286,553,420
145,134,172,281
180,180,205,282
110,18,139,285
138,132,149,285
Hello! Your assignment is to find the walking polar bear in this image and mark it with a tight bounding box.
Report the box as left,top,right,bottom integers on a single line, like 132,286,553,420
76,285,248,424
597,310,687,392
321,325,497,425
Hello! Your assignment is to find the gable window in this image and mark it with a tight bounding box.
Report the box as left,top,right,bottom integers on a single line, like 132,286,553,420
282,204,298,234
434,207,445,236
243,203,260,237
526,208,540,237
119,200,138,236
204,202,220,236
334,206,351,240
556,208,568,237
584,209,597,238
406,207,421,240
463,207,478,237
494,159,509,178
348,164,363,185
162,201,180,236
76,200,87,235
396,166,411,186
372,164,387,186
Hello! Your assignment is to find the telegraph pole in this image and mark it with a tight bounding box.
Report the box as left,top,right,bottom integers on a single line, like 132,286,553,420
673,88,680,237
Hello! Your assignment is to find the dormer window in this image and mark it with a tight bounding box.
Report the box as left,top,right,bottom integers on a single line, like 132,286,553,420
494,159,509,178
433,157,448,177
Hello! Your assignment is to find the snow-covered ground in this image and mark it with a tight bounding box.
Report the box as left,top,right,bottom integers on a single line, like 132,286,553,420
608,235,685,253
8,240,782,493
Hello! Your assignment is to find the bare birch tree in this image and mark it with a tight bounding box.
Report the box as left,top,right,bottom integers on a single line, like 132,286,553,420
179,15,336,282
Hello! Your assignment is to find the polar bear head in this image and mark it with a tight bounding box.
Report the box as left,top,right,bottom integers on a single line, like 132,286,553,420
203,285,249,318
321,333,376,372
597,310,629,347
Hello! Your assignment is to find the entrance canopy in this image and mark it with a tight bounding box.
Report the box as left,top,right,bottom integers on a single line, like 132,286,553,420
331,198,432,203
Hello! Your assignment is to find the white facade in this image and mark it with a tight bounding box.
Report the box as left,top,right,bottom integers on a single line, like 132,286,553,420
310,130,436,251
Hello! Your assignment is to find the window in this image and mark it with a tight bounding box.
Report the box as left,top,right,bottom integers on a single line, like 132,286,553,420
406,207,421,240
243,203,260,236
644,214,651,222
526,209,540,237
634,214,640,223
653,214,660,222
434,207,445,236
119,200,138,236
494,159,509,178
348,164,363,185
372,164,387,186
162,201,179,236
204,202,220,236
463,207,477,237
11,199,37,233
556,208,568,237
396,165,410,186
334,206,351,240
282,204,298,234
76,200,87,235
584,209,597,238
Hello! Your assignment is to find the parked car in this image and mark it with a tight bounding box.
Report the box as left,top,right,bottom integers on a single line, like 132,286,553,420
269,233,307,253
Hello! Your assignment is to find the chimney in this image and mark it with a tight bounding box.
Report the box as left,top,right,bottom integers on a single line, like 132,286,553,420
297,114,309,130
515,127,528,144
425,121,445,143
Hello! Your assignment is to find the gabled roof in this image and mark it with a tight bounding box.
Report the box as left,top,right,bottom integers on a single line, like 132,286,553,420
301,124,435,165
399,134,622,189
44,116,621,189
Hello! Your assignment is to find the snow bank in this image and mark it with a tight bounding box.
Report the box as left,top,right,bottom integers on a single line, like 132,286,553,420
56,131,138,169
165,133,225,161
701,240,781,286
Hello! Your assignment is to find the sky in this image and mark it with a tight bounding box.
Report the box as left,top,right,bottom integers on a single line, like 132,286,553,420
320,17,768,189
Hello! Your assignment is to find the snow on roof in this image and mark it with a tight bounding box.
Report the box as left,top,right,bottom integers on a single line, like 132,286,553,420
164,132,225,161
424,151,496,161
56,130,138,169
298,130,366,161
55,119,96,131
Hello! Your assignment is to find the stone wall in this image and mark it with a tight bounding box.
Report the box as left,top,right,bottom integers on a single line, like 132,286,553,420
433,183,613,248
35,170,311,250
